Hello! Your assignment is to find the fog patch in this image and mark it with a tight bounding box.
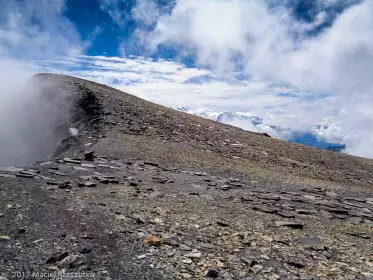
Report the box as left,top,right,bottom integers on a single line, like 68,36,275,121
0,63,71,166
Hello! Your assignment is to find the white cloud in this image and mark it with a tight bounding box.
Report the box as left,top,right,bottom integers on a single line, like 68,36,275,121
99,0,129,27
0,0,83,59
132,0,161,26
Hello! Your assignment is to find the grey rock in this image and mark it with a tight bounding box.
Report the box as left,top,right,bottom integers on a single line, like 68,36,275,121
229,182,243,187
324,207,349,215
253,205,278,214
81,163,96,168
286,261,305,268
199,242,216,249
184,252,202,258
250,264,263,274
0,167,24,172
241,257,259,267
206,269,219,278
99,178,119,184
144,161,159,167
84,151,95,161
46,251,69,264
299,275,315,280
319,209,333,219
275,221,304,229
359,213,373,220
194,172,207,176
257,194,281,201
333,214,348,220
73,166,88,171
58,254,83,268
83,181,97,188
48,170,68,176
39,161,55,166
47,181,72,189
298,236,322,245
78,247,91,254
348,216,364,224
132,214,146,224
20,170,39,176
303,194,317,201
343,201,366,208
347,232,370,239
345,197,366,203
63,158,82,164
325,191,337,198
217,185,232,191
216,220,230,227
16,173,35,178
241,196,255,202
0,173,16,178
179,244,192,251
277,211,295,218
295,209,313,215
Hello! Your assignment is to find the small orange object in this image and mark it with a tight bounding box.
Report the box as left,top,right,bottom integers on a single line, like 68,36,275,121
144,234,164,246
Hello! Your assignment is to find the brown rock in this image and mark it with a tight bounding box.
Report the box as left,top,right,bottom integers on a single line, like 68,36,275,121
144,234,164,246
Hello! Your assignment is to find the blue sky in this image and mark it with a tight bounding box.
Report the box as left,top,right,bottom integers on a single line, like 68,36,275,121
61,0,358,56
61,0,361,62
0,0,373,158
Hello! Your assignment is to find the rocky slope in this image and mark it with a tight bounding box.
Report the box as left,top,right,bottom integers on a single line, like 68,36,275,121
0,74,373,280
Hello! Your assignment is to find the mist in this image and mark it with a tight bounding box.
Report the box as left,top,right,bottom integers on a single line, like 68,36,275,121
0,61,72,166
0,0,84,166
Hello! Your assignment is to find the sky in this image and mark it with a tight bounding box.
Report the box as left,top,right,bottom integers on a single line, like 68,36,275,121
0,0,373,158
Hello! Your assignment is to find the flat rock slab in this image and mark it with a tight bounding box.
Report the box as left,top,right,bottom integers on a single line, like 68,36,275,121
277,211,296,218
253,205,278,214
275,221,304,229
63,158,82,164
0,173,16,178
0,167,24,172
297,236,322,245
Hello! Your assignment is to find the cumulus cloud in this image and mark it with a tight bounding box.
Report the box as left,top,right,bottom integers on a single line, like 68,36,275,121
99,0,131,27
132,0,161,26
0,0,82,59
127,0,373,158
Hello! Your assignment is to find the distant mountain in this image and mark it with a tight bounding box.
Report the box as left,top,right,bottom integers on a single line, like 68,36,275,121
217,112,263,126
175,105,220,120
182,74,221,84
175,105,346,152
182,74,246,85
